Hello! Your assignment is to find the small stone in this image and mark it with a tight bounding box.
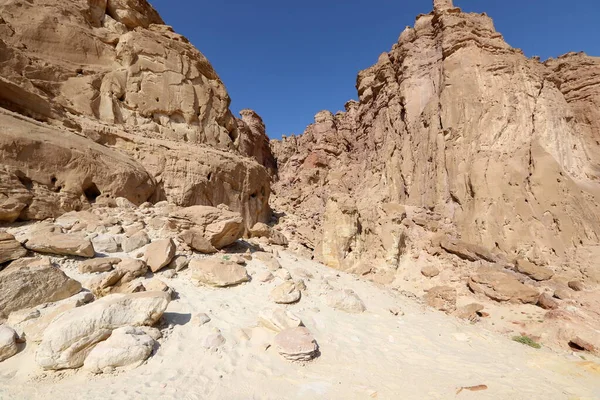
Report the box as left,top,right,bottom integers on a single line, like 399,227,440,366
194,313,211,326
255,270,274,283
116,259,148,283
294,279,307,291
537,293,559,310
274,268,292,281
424,286,457,313
115,197,137,209
160,269,177,279
179,229,217,254
191,258,250,287
568,281,585,292
7,308,41,326
453,303,484,320
144,239,176,273
0,232,27,265
553,288,572,300
203,329,225,349
0,325,19,362
91,235,119,253
516,259,554,281
144,278,173,299
122,231,150,253
326,289,366,313
274,327,319,361
421,265,440,278
79,257,121,274
168,255,189,272
271,281,301,304
258,308,303,332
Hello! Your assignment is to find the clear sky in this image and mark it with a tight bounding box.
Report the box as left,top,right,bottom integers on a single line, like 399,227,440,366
150,0,600,139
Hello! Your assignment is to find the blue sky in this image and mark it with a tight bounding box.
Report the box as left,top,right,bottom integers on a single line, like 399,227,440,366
150,0,600,139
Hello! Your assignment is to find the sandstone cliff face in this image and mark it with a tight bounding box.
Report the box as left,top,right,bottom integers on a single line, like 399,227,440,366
272,1,600,271
0,0,272,227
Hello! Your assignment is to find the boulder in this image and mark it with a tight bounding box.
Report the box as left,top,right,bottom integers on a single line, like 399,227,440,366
170,206,244,249
36,292,170,370
271,281,301,304
91,234,119,253
568,281,585,292
249,222,288,246
25,232,95,258
0,325,19,362
179,229,217,254
122,230,150,253
516,259,554,281
274,327,319,361
0,257,82,318
0,232,27,265
190,258,250,287
468,267,539,304
424,286,457,313
258,308,303,332
538,293,559,310
116,259,148,283
83,326,156,373
167,255,190,272
326,289,366,313
79,257,121,274
421,265,440,278
453,303,485,320
439,238,497,263
144,239,176,273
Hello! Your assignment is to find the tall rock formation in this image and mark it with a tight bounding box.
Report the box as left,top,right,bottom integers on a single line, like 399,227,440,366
0,0,273,228
272,0,600,272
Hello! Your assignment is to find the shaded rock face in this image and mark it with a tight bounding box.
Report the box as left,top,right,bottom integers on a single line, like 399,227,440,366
0,0,272,226
272,1,600,270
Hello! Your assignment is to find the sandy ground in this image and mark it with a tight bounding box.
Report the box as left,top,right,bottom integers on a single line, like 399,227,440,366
1,250,599,400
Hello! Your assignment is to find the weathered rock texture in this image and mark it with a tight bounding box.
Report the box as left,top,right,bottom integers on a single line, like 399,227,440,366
272,0,600,274
0,0,272,226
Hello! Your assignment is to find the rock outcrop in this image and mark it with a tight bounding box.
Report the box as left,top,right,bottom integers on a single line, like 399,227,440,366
272,0,600,276
0,0,273,226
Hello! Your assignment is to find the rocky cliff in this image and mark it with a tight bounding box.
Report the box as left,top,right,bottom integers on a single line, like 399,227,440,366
272,0,600,276
0,0,273,229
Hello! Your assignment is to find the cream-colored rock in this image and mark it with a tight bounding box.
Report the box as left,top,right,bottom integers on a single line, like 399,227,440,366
516,259,554,281
271,281,301,304
424,286,457,313
274,327,319,362
170,206,243,249
179,229,217,254
25,232,95,258
116,259,148,283
190,258,250,287
83,326,156,374
326,289,366,313
36,292,169,370
91,234,119,253
167,255,190,272
0,257,82,318
0,232,26,265
144,239,176,273
320,194,361,271
0,325,19,362
469,267,539,304
258,308,303,332
249,223,288,246
79,257,121,274
122,231,150,253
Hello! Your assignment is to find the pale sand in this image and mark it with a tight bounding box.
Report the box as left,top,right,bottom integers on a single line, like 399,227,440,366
1,251,599,399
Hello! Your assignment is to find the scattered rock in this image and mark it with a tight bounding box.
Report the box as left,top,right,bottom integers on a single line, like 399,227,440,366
468,267,539,304
193,313,211,326
144,239,176,273
249,222,288,246
424,286,457,313
24,232,95,258
255,270,274,283
83,326,155,374
516,259,554,281
122,231,151,253
274,327,319,361
453,303,484,320
79,257,121,274
537,293,559,310
258,308,303,332
144,278,173,299
0,257,82,318
170,206,244,249
0,326,19,362
274,268,292,281
7,308,41,326
0,232,27,265
179,229,217,254
421,265,440,278
190,258,250,287
568,281,585,292
271,281,301,304
439,237,497,263
91,234,119,253
116,259,149,284
569,336,598,355
554,288,572,300
202,329,226,350
168,255,189,272
36,292,170,370
326,289,366,313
